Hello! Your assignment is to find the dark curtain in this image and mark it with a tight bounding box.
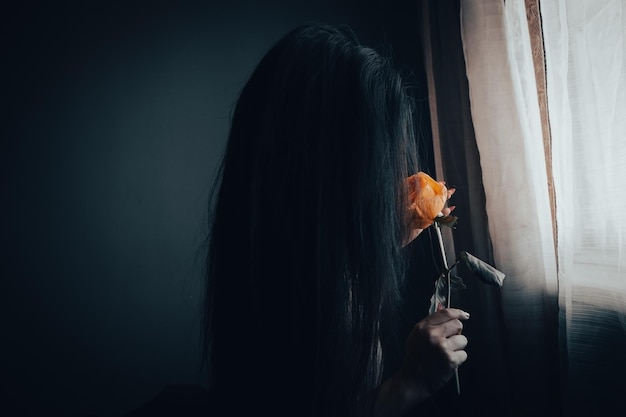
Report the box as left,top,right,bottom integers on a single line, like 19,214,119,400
410,1,566,417
395,1,516,416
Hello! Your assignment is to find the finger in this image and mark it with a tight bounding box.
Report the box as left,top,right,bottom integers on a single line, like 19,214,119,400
441,206,456,216
430,318,464,338
425,308,470,325
447,188,456,199
449,349,468,367
446,334,468,351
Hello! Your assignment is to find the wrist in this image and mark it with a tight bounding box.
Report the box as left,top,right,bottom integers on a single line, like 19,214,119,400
374,367,430,417
394,364,432,405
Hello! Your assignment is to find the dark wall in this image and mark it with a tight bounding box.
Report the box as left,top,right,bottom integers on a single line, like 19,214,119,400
3,1,430,416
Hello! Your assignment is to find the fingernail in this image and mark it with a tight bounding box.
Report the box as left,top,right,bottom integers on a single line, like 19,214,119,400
463,311,470,319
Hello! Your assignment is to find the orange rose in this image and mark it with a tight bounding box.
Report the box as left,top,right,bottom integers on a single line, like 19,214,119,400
406,172,455,230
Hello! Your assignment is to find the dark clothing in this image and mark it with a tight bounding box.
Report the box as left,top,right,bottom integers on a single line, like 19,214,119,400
123,385,211,417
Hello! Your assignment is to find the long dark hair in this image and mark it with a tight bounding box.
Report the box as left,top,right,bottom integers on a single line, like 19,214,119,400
203,24,419,416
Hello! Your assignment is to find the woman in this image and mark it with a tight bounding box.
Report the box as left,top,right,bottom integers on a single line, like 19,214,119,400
204,24,468,416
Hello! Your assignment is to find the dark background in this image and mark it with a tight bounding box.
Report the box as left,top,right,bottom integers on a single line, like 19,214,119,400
3,1,434,416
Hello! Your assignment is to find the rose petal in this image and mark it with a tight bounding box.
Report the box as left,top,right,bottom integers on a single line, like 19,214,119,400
406,172,449,229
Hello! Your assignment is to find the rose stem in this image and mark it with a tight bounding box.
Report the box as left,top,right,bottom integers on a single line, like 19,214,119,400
434,221,461,395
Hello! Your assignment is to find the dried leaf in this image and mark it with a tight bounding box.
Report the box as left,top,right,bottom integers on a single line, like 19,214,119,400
435,215,458,229
450,274,467,290
460,251,506,288
428,274,448,315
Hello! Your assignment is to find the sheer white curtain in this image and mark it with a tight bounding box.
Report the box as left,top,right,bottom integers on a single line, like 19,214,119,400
460,0,560,414
461,0,626,414
542,0,626,414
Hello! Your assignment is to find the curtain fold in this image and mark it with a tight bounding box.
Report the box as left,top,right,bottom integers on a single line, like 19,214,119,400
418,1,513,416
459,0,562,415
455,0,626,415
421,0,626,415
